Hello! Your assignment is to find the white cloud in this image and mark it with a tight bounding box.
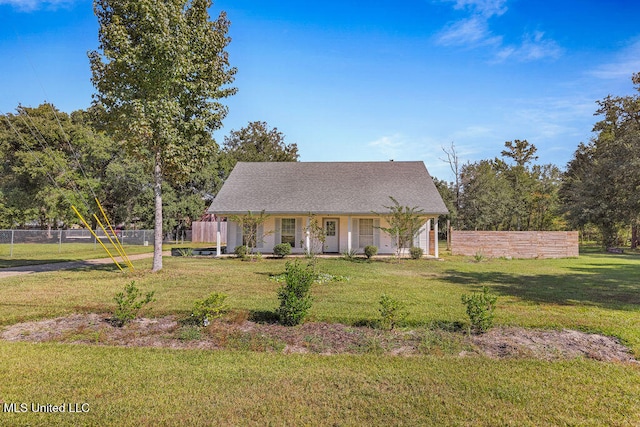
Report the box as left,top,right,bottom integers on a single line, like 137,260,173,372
0,0,75,12
436,16,502,47
435,1,562,63
368,134,407,160
448,0,508,17
589,39,640,80
495,31,563,62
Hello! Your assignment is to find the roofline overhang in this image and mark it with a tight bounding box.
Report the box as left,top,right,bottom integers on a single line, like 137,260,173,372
207,210,448,217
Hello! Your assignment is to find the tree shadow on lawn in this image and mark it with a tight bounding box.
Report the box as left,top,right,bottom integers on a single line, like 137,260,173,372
0,258,81,269
442,263,640,310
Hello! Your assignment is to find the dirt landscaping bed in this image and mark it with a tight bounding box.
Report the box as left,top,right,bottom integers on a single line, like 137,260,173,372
1,313,636,362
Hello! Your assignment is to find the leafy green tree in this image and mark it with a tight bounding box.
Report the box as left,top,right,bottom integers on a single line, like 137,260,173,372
224,121,298,164
499,140,540,230
433,178,457,229
89,0,237,271
229,211,271,258
560,72,640,247
0,104,114,229
376,196,425,258
216,121,299,186
456,140,563,232
459,160,513,230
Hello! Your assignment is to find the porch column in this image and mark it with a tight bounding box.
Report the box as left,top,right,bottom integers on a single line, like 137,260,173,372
216,216,221,257
426,219,431,257
347,216,352,252
434,219,439,258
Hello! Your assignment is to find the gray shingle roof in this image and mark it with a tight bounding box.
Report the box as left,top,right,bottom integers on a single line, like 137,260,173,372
207,161,449,216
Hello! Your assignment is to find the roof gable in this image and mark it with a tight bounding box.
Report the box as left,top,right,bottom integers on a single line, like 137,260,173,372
207,161,449,215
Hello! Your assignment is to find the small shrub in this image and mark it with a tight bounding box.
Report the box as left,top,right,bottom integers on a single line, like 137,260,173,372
177,247,194,257
461,286,498,334
189,292,229,327
378,294,408,330
409,246,423,259
342,248,358,260
364,245,378,259
234,245,247,258
276,261,314,326
474,251,486,262
112,281,155,327
273,243,292,258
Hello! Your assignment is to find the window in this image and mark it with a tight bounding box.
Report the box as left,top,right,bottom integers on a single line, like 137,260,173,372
325,220,336,236
281,218,296,247
359,218,374,247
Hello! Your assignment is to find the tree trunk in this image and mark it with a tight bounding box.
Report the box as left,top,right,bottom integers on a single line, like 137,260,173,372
632,222,639,249
152,151,163,272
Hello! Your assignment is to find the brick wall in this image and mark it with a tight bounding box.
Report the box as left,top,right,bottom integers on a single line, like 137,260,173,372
451,231,579,259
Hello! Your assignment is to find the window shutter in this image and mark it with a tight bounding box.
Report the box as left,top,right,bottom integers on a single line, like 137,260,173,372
257,224,264,249
295,218,303,249
373,219,380,247
227,222,234,248
352,219,359,249
275,218,281,245
235,222,242,248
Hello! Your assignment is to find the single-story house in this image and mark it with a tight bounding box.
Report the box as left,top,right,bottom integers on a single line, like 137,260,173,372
206,161,449,257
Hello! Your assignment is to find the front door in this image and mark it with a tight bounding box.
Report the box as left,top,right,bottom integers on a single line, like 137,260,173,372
323,219,339,253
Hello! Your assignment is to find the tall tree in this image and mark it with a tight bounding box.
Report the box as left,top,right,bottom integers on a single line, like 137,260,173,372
440,142,461,229
560,72,640,247
499,140,539,230
459,160,513,230
89,0,237,271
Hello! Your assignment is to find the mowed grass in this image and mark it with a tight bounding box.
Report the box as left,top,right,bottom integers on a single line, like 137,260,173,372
0,242,221,268
0,243,155,268
1,343,638,426
1,249,639,425
1,251,639,353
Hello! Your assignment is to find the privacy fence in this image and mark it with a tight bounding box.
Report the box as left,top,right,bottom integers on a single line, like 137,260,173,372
191,221,228,244
451,231,579,259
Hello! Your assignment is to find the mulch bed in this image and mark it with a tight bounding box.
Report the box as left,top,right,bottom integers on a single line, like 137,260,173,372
1,314,636,363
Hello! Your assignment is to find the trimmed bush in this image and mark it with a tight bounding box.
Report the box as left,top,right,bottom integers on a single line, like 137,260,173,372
112,281,155,327
410,246,423,259
273,243,292,258
461,286,498,334
276,261,314,326
364,245,378,259
378,294,408,330
189,292,229,326
234,245,247,258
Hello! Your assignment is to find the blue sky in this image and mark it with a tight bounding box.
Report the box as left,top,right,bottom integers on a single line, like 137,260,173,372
1,0,639,181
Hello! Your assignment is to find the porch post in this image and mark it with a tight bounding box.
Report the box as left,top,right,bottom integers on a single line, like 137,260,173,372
426,219,431,256
347,216,352,253
215,216,221,257
434,219,439,258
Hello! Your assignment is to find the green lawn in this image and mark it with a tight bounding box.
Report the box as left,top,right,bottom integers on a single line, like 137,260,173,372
0,242,217,268
0,243,154,268
1,249,639,425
